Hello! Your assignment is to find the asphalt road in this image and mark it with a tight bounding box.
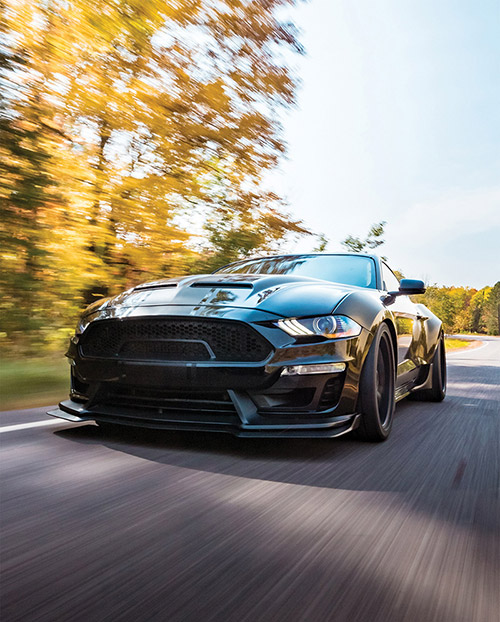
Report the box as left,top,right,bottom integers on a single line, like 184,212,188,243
1,337,499,622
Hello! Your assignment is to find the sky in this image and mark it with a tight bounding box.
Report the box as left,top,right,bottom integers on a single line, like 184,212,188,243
274,0,500,288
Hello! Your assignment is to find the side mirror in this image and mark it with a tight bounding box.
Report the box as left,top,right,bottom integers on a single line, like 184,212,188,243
383,278,425,305
398,279,426,295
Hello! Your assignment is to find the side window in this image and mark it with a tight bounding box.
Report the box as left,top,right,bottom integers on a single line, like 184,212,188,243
381,263,400,292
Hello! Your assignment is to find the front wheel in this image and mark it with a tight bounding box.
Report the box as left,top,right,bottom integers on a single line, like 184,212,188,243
355,323,396,442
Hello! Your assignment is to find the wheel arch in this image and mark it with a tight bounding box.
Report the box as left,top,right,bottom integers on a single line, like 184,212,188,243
415,303,444,363
381,317,398,367
333,290,398,372
354,317,397,414
362,317,398,376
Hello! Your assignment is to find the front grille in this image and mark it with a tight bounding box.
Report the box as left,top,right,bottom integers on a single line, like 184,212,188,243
79,318,272,362
120,340,212,361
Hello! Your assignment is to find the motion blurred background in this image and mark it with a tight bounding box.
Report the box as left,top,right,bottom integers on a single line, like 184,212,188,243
0,0,498,409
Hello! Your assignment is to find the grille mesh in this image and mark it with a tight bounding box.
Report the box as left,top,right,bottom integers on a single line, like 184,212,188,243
79,318,272,362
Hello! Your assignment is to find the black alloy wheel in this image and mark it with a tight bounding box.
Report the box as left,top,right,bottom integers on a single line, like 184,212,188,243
355,323,396,442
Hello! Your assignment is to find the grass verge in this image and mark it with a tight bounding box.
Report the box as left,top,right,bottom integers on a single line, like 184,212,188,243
0,357,69,411
444,337,481,351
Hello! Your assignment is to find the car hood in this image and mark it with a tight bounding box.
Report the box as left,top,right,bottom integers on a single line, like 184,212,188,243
84,273,358,319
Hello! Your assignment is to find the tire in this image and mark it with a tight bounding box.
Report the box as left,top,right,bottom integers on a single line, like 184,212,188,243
409,336,446,402
355,323,396,442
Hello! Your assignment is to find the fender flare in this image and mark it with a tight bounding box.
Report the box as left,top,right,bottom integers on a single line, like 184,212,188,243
332,291,398,367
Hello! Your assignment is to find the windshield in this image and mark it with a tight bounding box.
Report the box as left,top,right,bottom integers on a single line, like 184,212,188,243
214,254,377,289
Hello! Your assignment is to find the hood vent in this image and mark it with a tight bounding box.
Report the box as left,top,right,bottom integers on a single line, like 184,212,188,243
190,282,253,289
134,282,178,291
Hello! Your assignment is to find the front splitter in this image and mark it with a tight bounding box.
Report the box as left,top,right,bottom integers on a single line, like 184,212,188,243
47,401,360,439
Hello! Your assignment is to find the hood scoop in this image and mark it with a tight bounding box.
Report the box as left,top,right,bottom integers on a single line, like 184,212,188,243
190,282,254,289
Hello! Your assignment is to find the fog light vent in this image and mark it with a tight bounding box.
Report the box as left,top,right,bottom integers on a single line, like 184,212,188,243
281,362,346,376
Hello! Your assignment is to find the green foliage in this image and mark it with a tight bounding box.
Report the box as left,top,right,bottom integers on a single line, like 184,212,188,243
341,221,386,256
199,190,309,272
419,282,500,335
482,282,500,335
0,24,65,342
0,356,69,411
313,233,329,252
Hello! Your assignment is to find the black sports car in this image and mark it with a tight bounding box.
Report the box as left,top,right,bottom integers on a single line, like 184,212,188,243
48,253,446,441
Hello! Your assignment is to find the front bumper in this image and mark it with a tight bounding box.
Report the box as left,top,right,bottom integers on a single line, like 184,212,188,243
50,308,370,438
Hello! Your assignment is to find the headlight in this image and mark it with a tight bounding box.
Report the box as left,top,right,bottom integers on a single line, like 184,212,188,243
277,315,362,339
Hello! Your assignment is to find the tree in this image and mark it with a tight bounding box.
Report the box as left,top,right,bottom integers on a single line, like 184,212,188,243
417,284,500,336
313,233,329,252
1,0,308,353
200,191,308,272
0,5,68,347
341,221,386,255
483,282,500,335
47,0,308,289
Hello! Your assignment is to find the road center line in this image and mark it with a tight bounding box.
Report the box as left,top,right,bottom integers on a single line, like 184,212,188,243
0,419,64,433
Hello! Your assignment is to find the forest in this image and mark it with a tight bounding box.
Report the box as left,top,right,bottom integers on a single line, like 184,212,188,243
419,283,499,336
